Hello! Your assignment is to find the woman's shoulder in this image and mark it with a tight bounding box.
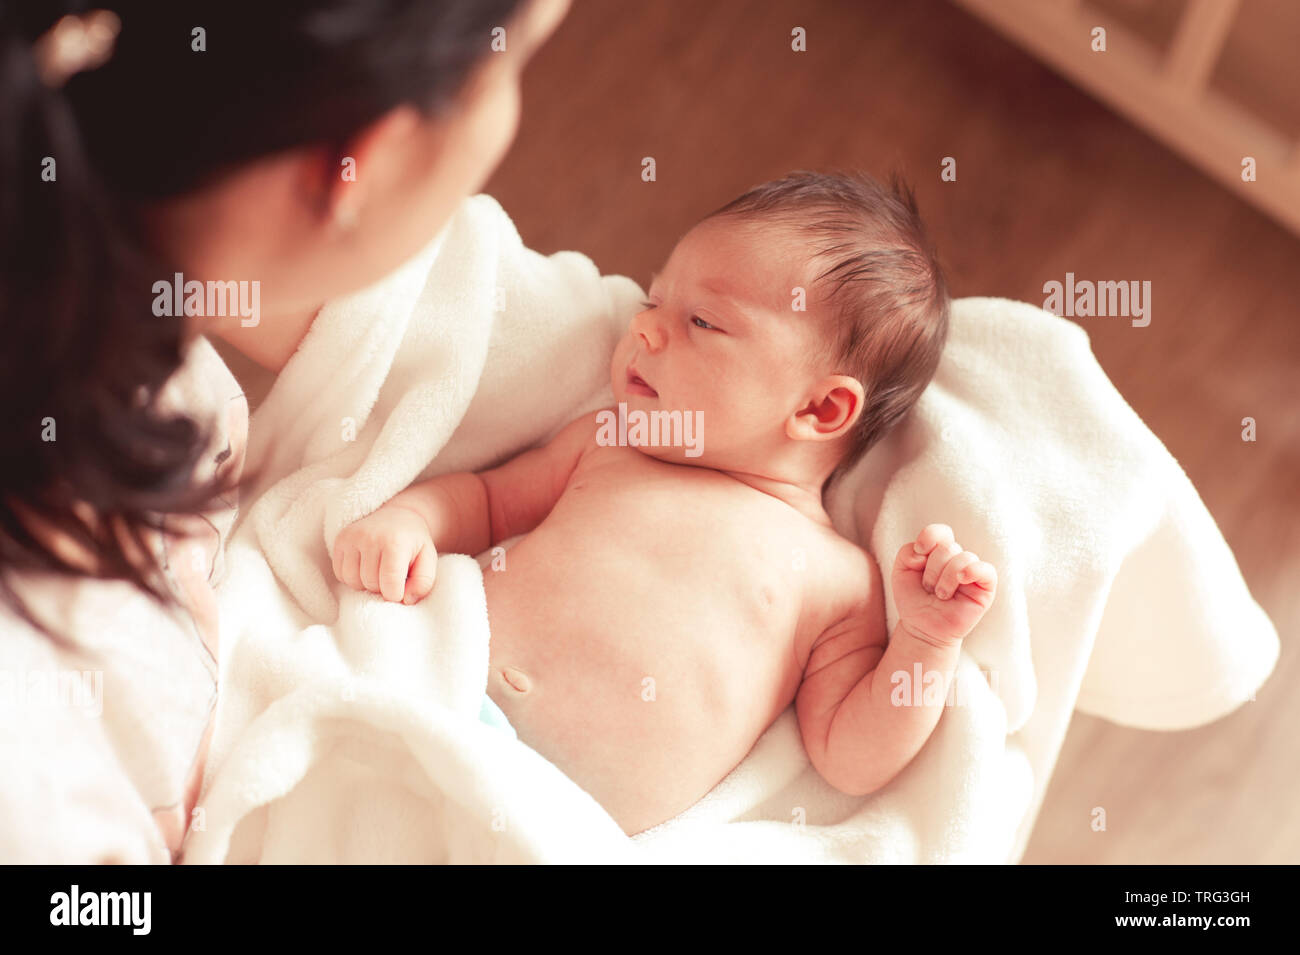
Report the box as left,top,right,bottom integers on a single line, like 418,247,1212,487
0,572,214,863
160,335,249,506
0,337,244,862
158,334,250,586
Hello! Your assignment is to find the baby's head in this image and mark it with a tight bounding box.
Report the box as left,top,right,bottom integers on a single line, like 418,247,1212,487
610,169,949,488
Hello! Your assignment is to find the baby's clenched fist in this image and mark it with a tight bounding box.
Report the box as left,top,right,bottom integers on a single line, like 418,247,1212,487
331,504,439,604
891,523,997,648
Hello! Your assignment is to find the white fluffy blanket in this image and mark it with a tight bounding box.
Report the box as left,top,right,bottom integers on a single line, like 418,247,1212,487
182,195,1278,864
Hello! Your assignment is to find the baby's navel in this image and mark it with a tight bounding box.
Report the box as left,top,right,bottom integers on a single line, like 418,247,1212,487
500,666,532,694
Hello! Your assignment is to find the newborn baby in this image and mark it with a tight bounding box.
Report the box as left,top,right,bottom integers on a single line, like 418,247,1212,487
331,171,997,835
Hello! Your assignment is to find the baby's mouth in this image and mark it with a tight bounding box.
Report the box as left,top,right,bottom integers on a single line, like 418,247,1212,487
626,366,658,397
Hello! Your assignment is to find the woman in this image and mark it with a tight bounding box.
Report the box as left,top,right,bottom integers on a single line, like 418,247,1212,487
0,0,570,862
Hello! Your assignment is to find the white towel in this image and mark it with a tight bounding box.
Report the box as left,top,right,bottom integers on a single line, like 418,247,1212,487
182,194,1277,864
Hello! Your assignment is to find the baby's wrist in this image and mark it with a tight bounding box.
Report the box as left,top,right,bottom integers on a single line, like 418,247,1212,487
895,617,965,651
385,500,435,536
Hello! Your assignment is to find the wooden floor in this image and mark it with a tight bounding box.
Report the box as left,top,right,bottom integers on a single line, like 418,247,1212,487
484,0,1300,864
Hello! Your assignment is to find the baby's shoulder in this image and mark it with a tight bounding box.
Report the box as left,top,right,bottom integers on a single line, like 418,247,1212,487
803,526,884,617
553,409,608,449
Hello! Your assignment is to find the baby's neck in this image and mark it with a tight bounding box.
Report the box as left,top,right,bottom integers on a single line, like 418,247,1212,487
718,468,831,527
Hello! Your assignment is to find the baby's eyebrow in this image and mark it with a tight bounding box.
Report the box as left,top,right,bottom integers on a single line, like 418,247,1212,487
698,281,753,322
645,272,751,324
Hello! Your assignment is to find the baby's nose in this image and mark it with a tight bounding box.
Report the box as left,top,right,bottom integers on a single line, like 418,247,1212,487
632,308,667,351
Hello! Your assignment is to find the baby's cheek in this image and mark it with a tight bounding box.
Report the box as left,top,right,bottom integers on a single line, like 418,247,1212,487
609,338,631,391
729,381,776,428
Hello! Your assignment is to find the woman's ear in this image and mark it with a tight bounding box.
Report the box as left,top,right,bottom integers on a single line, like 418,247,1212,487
313,104,425,230
786,375,866,443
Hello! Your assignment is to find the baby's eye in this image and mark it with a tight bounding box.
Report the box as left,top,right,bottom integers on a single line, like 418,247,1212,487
640,300,656,310
691,316,720,331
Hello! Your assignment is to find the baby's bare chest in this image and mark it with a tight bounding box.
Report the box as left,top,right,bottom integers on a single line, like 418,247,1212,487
485,450,848,674
480,450,868,827
578,451,814,586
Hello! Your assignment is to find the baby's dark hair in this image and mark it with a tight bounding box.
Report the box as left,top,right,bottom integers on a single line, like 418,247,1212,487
703,169,950,484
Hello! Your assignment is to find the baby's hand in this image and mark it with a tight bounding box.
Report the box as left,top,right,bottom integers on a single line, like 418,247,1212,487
891,524,997,648
331,504,439,604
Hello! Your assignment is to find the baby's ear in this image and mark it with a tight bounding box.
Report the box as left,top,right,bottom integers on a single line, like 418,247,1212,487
786,375,865,443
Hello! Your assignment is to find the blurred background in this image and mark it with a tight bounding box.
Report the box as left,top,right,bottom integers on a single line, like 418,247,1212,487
484,0,1299,863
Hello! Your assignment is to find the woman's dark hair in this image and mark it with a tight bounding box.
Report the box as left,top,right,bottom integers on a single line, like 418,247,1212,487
0,0,528,639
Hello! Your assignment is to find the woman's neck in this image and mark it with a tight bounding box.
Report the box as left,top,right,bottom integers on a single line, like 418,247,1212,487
205,304,322,373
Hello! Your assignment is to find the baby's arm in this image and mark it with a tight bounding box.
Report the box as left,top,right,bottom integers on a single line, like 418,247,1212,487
331,413,596,603
796,524,997,795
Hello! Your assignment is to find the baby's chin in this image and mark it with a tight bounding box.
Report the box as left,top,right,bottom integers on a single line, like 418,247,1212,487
593,398,707,462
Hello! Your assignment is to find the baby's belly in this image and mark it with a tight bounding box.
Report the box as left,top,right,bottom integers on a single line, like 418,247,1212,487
482,516,802,835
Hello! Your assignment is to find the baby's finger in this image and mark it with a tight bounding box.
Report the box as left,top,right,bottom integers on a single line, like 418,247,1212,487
922,540,962,592
935,551,980,600
378,544,410,603
893,541,929,576
332,533,358,584
913,523,955,557
339,546,362,590
403,544,438,604
958,559,998,593
330,539,345,583
359,548,381,593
